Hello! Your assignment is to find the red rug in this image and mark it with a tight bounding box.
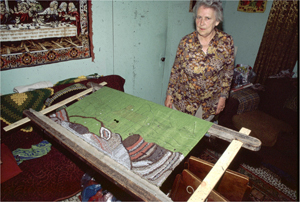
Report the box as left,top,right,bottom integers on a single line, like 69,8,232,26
199,149,298,201
1,124,84,201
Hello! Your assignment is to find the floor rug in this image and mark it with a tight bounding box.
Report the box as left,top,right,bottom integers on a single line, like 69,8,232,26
199,148,298,201
1,122,84,201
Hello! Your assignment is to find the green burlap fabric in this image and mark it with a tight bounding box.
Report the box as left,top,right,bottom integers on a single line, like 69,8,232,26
1,88,54,132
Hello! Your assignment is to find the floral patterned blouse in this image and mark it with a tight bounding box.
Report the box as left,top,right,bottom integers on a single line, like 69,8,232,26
167,29,235,119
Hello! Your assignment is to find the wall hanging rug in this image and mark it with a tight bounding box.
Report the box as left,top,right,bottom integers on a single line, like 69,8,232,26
64,86,213,187
0,0,91,70
199,148,298,201
237,0,267,13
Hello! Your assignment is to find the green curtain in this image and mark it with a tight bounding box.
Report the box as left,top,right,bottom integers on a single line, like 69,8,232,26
253,0,298,84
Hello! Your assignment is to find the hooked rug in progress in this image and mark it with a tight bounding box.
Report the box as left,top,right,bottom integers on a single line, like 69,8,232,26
64,86,213,186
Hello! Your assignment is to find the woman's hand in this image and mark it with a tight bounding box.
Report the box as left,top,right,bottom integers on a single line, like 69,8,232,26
216,97,226,114
165,95,173,109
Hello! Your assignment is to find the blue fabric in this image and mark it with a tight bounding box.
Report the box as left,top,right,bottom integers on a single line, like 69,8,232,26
81,184,102,202
12,140,52,165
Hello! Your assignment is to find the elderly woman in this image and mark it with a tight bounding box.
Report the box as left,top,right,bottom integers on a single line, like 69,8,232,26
165,0,234,121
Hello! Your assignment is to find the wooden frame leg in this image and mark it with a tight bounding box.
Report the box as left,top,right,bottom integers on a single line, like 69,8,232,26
188,128,251,202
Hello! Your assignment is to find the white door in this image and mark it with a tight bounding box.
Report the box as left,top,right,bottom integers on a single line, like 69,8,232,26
113,1,168,105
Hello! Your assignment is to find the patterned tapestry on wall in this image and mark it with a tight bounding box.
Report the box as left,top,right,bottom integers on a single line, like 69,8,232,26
237,0,267,13
0,0,91,70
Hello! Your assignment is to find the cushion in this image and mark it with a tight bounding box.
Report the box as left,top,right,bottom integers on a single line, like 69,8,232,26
52,75,126,93
230,88,260,114
0,88,53,132
1,143,22,183
53,74,100,86
54,75,88,86
232,110,293,147
45,83,87,108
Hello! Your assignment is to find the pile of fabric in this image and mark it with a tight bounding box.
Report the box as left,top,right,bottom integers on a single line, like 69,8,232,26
80,173,120,202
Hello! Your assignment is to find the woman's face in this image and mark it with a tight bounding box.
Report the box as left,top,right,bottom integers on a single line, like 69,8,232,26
196,5,219,38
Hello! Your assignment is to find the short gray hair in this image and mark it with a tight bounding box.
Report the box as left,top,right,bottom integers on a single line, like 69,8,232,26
193,0,223,22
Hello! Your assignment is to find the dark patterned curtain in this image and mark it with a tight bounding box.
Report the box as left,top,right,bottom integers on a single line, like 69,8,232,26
253,0,298,84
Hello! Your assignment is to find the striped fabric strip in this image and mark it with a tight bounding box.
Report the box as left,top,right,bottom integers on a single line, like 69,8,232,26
123,134,184,186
